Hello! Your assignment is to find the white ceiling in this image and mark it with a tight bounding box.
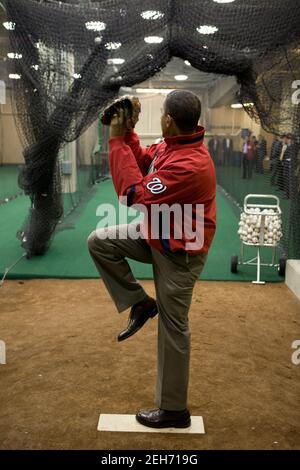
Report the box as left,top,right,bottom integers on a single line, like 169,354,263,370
135,57,220,92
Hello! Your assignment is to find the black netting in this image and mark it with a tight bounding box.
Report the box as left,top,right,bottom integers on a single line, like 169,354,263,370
4,0,300,258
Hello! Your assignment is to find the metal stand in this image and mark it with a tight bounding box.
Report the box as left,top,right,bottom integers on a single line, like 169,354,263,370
234,194,283,284
253,246,265,285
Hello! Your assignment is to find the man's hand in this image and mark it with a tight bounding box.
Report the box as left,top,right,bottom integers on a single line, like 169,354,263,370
130,97,141,129
110,109,134,138
109,97,141,138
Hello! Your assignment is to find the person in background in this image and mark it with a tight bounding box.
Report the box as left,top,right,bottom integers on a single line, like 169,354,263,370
282,134,294,199
208,136,221,166
223,135,233,166
256,135,267,174
271,135,289,188
270,136,282,173
251,135,258,171
242,132,256,179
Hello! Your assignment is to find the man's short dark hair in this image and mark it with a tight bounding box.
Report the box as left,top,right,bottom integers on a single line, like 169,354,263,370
164,90,201,133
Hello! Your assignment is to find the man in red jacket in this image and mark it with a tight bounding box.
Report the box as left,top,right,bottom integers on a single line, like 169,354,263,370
88,90,216,428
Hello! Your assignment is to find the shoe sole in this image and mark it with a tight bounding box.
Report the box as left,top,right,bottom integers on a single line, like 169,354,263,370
117,307,158,342
136,416,191,429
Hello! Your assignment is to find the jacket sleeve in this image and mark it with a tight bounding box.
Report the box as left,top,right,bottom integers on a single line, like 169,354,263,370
123,131,158,176
109,136,199,207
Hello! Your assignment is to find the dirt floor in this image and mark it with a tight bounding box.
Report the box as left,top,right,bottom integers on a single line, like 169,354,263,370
0,279,300,450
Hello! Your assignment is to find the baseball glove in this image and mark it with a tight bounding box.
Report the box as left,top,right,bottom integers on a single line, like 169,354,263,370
100,96,141,127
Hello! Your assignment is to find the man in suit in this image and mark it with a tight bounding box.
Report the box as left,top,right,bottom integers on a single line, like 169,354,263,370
223,136,233,166
208,136,221,166
270,136,282,174
271,135,289,188
256,135,267,174
242,132,256,179
282,134,295,199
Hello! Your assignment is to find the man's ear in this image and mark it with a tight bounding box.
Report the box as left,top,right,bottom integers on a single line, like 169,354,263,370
165,114,172,128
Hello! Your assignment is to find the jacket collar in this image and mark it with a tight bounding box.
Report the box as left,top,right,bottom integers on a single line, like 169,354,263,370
164,126,205,148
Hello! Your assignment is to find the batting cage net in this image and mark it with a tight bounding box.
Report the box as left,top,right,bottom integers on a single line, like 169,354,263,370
3,0,300,258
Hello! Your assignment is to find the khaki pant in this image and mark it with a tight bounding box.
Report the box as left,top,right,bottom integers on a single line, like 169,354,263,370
87,224,207,411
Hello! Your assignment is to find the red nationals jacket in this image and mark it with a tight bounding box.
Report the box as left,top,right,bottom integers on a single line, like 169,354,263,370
108,126,216,254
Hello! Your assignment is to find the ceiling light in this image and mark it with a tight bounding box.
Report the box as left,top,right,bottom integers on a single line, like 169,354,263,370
144,36,164,44
141,11,164,20
184,60,191,66
174,75,188,81
7,53,22,59
203,45,208,49
244,103,254,106
85,21,106,32
73,73,82,79
9,74,21,80
231,103,243,109
136,88,175,95
105,42,122,50
110,75,123,83
107,58,125,65
197,25,218,35
3,22,16,30
213,0,235,3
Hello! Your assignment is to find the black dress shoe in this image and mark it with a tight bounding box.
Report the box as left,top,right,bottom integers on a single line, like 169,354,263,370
117,296,158,342
136,408,191,428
